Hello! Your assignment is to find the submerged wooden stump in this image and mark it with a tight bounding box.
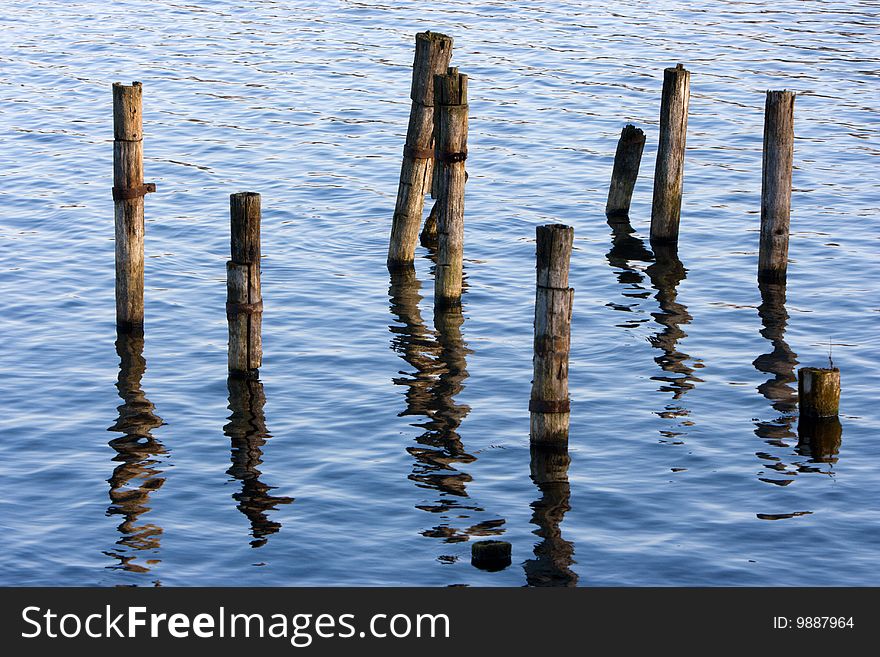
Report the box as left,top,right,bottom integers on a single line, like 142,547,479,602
228,192,263,375
433,67,469,306
388,31,454,268
650,64,690,245
759,90,796,282
471,539,512,572
530,224,574,446
113,81,156,330
798,367,840,418
606,124,646,218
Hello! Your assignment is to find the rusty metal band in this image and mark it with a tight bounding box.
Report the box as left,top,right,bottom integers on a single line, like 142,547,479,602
436,150,468,164
113,183,156,201
226,300,263,319
529,398,570,414
536,284,573,292
403,144,434,160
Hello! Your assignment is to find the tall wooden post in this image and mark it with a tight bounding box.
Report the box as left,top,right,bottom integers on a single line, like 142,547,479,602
530,224,574,446
228,192,263,375
388,31,454,268
650,64,690,245
434,68,469,306
759,90,796,282
606,124,646,218
113,81,155,330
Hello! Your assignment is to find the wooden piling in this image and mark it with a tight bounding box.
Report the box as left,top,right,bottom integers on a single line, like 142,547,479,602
759,90,796,282
471,539,512,572
606,124,646,218
228,192,263,375
650,64,690,244
113,81,155,330
388,31,454,268
530,224,574,446
434,67,469,306
798,366,840,418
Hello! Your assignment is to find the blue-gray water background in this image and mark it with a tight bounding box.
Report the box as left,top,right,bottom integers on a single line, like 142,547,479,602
1,0,878,586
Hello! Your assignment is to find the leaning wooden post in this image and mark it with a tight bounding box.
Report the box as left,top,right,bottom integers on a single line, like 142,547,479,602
434,67,469,306
227,192,263,375
388,31,454,268
113,81,155,330
758,90,796,282
650,64,690,244
798,367,840,418
530,224,574,446
606,124,646,218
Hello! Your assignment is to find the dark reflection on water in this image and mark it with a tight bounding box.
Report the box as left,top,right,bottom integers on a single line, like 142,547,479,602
524,445,578,587
752,282,841,486
105,330,166,575
388,266,505,548
224,375,294,548
605,217,702,437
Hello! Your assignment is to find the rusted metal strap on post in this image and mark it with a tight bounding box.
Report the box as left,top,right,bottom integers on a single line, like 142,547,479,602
529,398,570,414
113,183,156,201
226,299,263,320
403,144,434,160
436,149,468,164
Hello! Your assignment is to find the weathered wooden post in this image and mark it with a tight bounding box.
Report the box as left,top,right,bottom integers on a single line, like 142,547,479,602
113,81,156,330
650,64,690,244
606,124,646,218
434,67,469,306
758,90,796,282
798,366,840,418
530,224,574,446
227,192,263,375
388,31,454,268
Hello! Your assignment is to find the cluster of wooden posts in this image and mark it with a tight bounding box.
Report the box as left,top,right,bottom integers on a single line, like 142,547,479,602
111,31,841,570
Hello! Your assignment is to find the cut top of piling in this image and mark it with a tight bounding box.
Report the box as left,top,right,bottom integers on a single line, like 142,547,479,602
434,67,468,107
112,81,143,141
230,192,261,264
620,123,645,144
536,224,574,289
411,31,454,106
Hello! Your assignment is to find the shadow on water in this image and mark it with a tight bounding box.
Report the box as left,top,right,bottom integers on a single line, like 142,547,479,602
605,216,703,441
105,330,167,576
752,281,841,489
388,265,506,551
224,375,294,548
524,445,578,586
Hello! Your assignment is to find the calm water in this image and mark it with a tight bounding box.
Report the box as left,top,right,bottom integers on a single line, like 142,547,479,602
1,0,878,586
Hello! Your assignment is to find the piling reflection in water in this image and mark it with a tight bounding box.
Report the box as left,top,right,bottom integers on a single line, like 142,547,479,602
524,445,578,586
752,281,841,484
646,242,703,406
388,266,505,547
605,217,702,438
105,330,166,574
224,375,293,548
